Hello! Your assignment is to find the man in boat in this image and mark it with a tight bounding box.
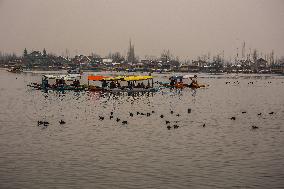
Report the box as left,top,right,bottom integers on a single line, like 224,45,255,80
116,81,121,88
140,82,145,88
188,75,199,88
110,81,116,89
73,79,80,88
102,80,107,88
42,76,49,89
170,77,176,87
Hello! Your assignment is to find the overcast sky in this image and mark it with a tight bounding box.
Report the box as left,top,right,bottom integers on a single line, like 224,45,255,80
0,0,283,60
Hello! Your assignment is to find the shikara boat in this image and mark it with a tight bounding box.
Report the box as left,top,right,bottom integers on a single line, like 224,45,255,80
87,75,159,93
28,74,86,91
159,75,207,89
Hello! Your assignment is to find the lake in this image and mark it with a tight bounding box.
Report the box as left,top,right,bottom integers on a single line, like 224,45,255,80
0,69,283,188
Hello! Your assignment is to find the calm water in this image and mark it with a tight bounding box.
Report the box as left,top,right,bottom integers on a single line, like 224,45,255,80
0,69,284,189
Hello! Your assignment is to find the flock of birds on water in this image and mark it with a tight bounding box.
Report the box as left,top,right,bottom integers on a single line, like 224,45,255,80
36,80,280,130
37,107,276,131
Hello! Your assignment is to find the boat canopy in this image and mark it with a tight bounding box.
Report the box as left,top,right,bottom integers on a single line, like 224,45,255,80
169,76,183,80
183,74,196,79
102,76,126,81
43,75,57,79
88,75,109,81
88,75,153,81
123,76,153,81
170,75,196,80
101,75,153,81
43,74,81,80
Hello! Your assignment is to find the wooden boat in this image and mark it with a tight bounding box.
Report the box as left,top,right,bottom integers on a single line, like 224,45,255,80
159,75,207,89
87,75,159,93
27,74,86,92
7,67,23,73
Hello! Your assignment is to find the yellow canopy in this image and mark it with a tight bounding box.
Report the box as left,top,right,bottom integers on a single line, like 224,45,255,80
123,76,153,81
102,76,126,81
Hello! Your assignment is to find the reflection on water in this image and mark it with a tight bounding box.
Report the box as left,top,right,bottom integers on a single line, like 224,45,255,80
0,70,284,189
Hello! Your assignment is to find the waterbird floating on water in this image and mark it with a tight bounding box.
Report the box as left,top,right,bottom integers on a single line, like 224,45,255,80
230,117,236,120
59,120,65,124
173,125,179,129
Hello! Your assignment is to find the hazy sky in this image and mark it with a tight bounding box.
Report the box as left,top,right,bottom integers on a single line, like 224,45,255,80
0,0,284,60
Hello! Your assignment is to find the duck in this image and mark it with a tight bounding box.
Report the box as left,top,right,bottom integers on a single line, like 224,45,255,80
38,121,44,125
166,120,170,124
116,118,120,122
167,125,171,130
269,112,274,115
173,125,179,129
230,117,236,120
129,113,134,117
99,116,104,121
203,123,206,127
160,115,164,118
110,115,113,120
242,111,247,114
122,121,128,125
187,108,191,113
252,125,259,129
147,113,151,117
59,120,65,124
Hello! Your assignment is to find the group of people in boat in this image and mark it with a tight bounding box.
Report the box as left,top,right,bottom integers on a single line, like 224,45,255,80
41,76,81,89
127,81,151,89
102,80,152,90
169,75,199,88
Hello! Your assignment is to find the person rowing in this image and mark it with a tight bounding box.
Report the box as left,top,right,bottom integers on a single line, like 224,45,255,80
188,75,199,88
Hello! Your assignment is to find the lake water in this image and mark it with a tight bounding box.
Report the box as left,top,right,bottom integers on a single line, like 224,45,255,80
0,69,284,189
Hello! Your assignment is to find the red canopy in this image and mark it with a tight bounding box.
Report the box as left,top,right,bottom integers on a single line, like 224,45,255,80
88,75,109,81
